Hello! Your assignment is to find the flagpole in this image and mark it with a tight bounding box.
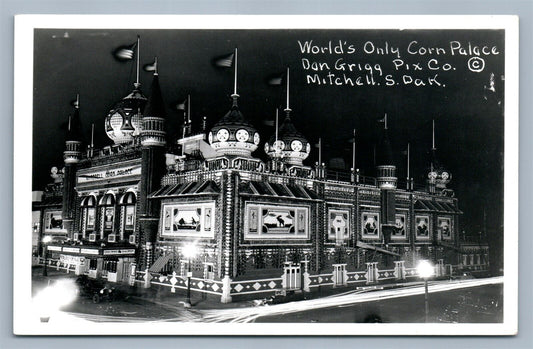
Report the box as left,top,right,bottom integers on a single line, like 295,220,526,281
286,67,290,111
76,94,79,109
384,113,388,130
407,142,410,190
90,123,94,157
181,126,186,157
318,138,322,165
135,36,140,88
432,119,436,150
187,94,191,124
275,109,279,147
233,48,238,96
352,129,356,170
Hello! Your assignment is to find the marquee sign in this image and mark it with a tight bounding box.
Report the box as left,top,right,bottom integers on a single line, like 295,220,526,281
77,164,141,184
103,249,136,255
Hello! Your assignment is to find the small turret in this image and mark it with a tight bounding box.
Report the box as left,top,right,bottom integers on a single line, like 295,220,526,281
376,114,397,189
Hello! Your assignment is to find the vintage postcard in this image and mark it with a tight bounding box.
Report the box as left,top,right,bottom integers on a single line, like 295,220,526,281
13,15,518,335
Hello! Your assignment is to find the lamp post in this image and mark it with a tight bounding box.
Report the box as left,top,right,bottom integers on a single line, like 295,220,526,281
182,242,198,308
42,235,52,276
417,259,435,323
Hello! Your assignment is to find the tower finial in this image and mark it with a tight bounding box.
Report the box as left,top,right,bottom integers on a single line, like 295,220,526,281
134,36,140,88
384,113,388,130
285,67,291,112
154,56,158,76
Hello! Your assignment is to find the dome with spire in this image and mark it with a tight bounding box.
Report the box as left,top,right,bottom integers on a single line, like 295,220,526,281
105,87,147,144
264,109,310,166
427,120,452,190
264,68,310,166
208,95,260,157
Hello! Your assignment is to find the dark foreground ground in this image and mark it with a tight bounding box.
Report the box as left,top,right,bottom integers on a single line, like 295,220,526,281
257,284,502,323
32,266,502,323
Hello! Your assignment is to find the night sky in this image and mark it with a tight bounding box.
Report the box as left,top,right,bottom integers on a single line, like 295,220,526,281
32,28,505,246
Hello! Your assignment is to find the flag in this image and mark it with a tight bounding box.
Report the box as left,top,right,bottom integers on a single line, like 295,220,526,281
266,72,285,86
113,42,136,61
143,60,157,72
175,99,187,111
262,119,275,127
70,98,79,108
213,53,234,68
377,115,387,123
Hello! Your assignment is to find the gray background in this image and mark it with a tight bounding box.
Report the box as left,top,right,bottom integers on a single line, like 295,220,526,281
2,0,531,348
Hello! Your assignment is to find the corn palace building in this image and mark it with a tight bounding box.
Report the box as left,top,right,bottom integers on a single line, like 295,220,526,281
36,52,490,303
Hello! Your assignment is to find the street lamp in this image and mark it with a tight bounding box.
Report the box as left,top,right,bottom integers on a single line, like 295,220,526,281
35,278,78,323
417,259,435,323
42,235,52,276
182,242,198,308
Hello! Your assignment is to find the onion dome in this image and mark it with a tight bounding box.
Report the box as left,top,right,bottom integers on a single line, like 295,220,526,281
265,109,310,166
264,68,310,166
427,121,451,190
208,95,260,157
105,87,147,144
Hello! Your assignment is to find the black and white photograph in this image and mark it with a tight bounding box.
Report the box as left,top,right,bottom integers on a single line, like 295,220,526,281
13,15,518,335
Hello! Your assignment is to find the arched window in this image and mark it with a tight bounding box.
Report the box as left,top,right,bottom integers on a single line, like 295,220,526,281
99,193,116,233
119,191,137,239
80,195,97,237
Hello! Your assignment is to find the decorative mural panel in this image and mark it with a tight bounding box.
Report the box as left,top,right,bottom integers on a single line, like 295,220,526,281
44,210,65,232
104,207,114,230
328,209,350,241
86,207,95,229
125,206,135,229
161,202,215,238
415,215,431,239
438,216,452,240
361,212,380,239
392,213,407,239
244,204,309,239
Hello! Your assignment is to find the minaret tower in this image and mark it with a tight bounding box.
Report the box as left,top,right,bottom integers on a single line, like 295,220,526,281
138,58,167,268
208,48,261,158
62,94,82,237
376,114,397,189
427,120,452,194
264,68,311,167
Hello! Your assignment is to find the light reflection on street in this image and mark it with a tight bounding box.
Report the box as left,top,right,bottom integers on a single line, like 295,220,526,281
198,277,503,323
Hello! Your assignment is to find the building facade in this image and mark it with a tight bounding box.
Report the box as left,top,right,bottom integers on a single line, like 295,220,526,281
39,58,488,303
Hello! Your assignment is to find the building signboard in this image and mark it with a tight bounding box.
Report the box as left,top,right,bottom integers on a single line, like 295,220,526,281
77,164,141,184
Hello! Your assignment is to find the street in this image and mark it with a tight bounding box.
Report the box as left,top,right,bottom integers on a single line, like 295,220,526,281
32,267,502,324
